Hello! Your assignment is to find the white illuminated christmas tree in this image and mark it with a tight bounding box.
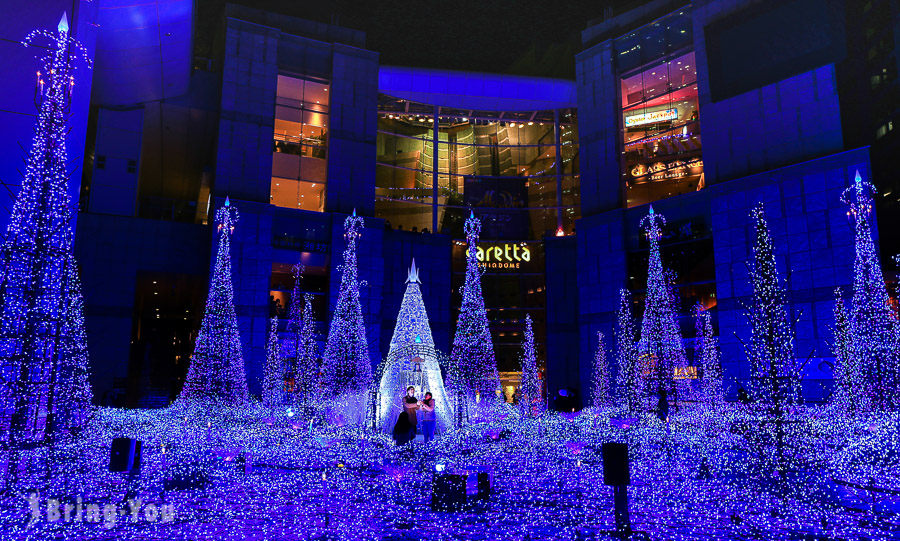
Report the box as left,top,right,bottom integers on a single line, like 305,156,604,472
377,259,452,431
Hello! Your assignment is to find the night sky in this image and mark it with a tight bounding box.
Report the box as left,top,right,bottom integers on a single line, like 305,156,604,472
197,0,637,79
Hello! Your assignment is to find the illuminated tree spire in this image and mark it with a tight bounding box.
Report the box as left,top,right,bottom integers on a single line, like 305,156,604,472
0,14,93,446
842,171,899,409
519,314,541,414
449,212,499,408
590,331,611,407
179,199,249,404
746,204,798,403
262,317,283,408
694,304,723,406
637,206,685,395
321,210,372,396
615,289,640,412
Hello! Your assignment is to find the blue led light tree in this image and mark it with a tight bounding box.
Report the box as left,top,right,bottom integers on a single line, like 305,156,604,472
831,287,857,411
693,304,723,407
637,206,686,399
746,204,798,404
590,331,611,408
321,211,372,423
519,314,541,415
842,171,899,410
285,264,319,408
449,212,500,415
615,289,640,412
262,317,283,408
0,14,93,448
179,199,249,404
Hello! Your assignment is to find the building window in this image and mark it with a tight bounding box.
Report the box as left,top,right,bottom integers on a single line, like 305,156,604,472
374,97,579,239
616,12,702,208
271,75,329,212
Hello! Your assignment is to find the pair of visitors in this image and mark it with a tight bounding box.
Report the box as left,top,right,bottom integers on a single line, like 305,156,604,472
391,387,437,444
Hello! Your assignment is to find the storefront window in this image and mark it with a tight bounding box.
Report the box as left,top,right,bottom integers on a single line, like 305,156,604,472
271,75,329,212
616,12,702,208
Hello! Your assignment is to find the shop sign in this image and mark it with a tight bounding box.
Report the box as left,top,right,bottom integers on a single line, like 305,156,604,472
625,108,678,127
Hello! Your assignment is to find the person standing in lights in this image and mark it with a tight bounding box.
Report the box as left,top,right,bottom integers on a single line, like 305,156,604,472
421,392,436,443
402,386,421,443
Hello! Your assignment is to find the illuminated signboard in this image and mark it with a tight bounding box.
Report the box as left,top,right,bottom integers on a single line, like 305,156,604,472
624,108,678,127
465,243,532,270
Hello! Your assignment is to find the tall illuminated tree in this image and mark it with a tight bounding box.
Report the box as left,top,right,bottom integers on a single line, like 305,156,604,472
590,331,611,408
293,292,320,408
179,198,249,404
262,317,283,408
842,171,899,410
615,289,640,412
694,304,723,406
637,206,685,397
285,264,319,407
321,210,372,420
831,287,858,411
519,314,541,414
449,212,499,411
746,204,798,404
0,14,93,447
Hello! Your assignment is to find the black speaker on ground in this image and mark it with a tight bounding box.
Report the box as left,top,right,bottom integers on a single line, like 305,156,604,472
602,442,630,486
109,438,142,473
475,471,491,498
431,473,467,512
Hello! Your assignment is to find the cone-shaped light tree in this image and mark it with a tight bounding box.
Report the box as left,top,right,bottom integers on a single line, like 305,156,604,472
637,206,686,397
179,198,249,404
591,331,612,408
842,171,899,410
262,317,283,408
693,304,723,406
831,287,857,411
295,292,320,407
519,314,541,415
0,14,93,446
377,259,453,430
321,210,372,419
746,204,798,404
285,264,320,407
615,289,640,412
449,212,500,410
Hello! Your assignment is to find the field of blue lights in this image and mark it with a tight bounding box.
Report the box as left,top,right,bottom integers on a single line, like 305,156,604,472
1,403,899,540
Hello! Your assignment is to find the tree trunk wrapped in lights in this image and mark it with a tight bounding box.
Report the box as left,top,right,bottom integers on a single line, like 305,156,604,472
842,171,900,410
637,206,686,402
448,212,500,419
615,288,640,413
321,210,372,424
693,304,723,407
519,314,542,415
262,317,283,408
746,203,799,404
178,198,249,405
0,14,93,448
590,331,611,408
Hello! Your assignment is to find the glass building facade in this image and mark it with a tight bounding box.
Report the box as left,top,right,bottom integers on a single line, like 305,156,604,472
616,10,703,208
375,97,579,239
